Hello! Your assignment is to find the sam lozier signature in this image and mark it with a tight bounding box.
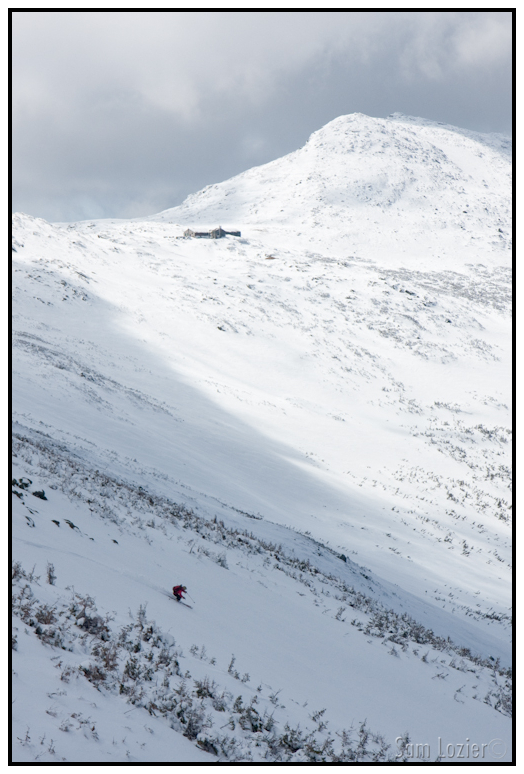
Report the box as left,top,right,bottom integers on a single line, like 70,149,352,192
396,736,507,761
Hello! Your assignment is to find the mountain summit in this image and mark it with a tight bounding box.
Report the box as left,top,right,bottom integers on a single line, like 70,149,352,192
152,112,511,270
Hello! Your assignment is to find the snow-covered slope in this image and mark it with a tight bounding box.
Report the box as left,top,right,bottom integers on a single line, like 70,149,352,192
152,112,511,271
12,113,512,762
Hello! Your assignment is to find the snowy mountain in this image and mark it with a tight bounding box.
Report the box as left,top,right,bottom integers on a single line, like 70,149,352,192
153,112,511,272
12,113,512,762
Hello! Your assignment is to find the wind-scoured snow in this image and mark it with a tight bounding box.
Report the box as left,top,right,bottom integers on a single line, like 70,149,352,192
12,113,511,762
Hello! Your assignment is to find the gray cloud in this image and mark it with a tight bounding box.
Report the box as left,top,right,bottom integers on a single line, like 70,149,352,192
12,11,512,222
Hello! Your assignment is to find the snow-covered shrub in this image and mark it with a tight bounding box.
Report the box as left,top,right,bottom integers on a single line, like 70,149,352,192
215,553,229,569
194,677,217,699
46,562,56,585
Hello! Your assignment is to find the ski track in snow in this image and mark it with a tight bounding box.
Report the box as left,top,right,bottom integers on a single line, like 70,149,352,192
12,113,512,762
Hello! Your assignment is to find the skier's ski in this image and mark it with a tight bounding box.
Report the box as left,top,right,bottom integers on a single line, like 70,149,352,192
163,591,192,608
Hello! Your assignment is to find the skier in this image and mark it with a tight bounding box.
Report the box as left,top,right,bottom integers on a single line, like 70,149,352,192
172,584,187,602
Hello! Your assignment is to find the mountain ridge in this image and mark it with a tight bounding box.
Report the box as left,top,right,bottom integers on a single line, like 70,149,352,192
148,112,511,272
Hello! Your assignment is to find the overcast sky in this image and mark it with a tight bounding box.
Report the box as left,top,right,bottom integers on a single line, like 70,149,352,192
12,10,512,223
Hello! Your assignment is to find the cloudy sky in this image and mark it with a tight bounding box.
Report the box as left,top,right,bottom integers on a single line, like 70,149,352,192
12,10,512,223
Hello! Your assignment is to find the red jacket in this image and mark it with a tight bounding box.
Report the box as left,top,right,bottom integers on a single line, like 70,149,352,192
173,585,186,598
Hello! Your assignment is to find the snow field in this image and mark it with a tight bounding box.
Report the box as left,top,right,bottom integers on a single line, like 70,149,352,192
12,444,511,762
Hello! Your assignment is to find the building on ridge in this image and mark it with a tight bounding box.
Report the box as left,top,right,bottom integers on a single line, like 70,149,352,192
184,226,241,239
